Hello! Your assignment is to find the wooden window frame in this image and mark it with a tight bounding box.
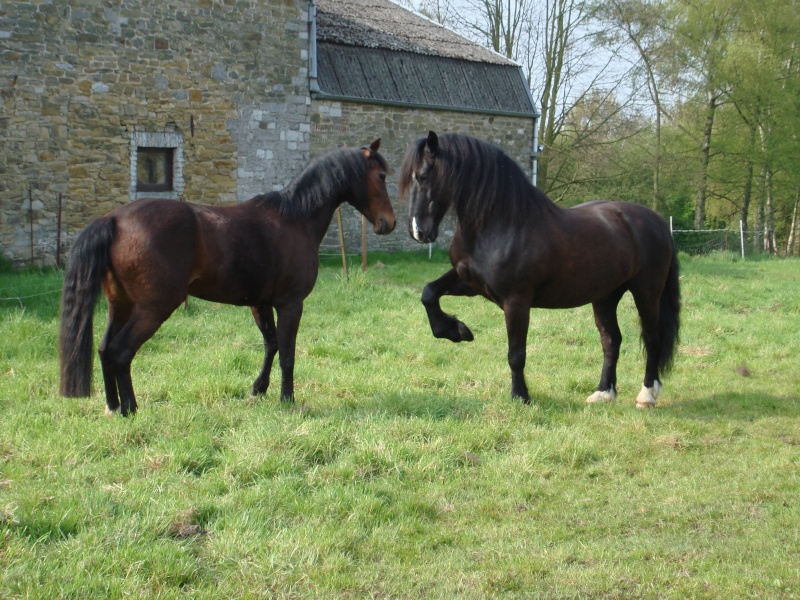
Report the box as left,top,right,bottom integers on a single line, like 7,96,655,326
136,147,174,193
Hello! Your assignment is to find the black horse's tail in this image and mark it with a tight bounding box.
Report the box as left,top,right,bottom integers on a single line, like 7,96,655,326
658,247,681,376
59,217,115,397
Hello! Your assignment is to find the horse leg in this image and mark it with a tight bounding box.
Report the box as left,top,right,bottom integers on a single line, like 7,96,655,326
250,304,278,396
105,309,169,416
97,304,132,417
421,268,477,342
632,290,663,409
275,301,304,402
503,299,531,404
586,291,625,404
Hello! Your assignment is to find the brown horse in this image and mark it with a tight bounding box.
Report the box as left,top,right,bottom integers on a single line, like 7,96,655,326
60,140,395,416
399,132,680,407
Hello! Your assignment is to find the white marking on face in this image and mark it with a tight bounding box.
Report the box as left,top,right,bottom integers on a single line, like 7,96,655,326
412,217,421,242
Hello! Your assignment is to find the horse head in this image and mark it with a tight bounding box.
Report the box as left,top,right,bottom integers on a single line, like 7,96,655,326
399,131,449,244
356,139,396,235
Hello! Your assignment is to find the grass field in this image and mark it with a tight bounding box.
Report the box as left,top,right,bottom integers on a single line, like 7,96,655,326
0,250,799,598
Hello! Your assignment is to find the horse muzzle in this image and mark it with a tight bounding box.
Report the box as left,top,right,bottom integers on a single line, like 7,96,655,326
374,215,396,235
410,216,438,244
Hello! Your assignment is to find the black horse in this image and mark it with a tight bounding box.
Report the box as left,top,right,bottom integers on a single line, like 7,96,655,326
60,140,395,416
399,131,680,407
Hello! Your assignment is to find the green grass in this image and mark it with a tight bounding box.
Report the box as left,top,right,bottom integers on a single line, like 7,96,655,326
1,251,799,598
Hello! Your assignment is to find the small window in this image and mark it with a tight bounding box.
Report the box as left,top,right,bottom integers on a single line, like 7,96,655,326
136,147,174,192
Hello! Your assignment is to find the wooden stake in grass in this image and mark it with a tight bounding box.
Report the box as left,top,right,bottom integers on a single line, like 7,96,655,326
336,206,349,280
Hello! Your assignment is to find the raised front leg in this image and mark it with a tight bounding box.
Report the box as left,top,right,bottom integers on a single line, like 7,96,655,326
421,268,477,342
275,301,304,402
250,304,278,396
503,299,531,404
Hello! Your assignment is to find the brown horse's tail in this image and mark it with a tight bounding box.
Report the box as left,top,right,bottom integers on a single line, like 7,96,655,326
59,217,115,397
658,247,681,376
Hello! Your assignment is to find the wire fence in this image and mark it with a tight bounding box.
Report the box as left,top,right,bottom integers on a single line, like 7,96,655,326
670,219,777,259
0,273,63,312
3,190,354,271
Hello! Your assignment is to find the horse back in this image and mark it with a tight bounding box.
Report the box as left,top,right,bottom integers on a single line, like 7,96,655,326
462,201,674,309
103,198,319,308
185,200,320,306
569,201,672,249
561,200,674,285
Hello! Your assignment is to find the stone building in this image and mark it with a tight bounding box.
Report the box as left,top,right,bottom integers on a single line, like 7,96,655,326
0,0,537,266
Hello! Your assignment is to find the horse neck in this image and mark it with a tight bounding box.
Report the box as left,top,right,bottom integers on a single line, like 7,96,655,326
281,185,349,246
307,197,344,245
452,180,561,238
281,150,366,245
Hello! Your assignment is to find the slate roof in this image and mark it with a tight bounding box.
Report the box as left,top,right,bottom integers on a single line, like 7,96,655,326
313,0,538,116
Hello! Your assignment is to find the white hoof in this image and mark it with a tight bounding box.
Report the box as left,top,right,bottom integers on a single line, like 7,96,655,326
586,387,616,403
105,405,120,418
635,381,662,409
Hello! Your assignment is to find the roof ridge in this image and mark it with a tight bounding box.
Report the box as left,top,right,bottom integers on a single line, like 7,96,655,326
380,0,521,67
315,0,519,66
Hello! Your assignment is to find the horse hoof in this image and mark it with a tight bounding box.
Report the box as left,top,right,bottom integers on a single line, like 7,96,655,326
586,389,616,403
635,382,661,408
105,406,120,418
457,322,474,342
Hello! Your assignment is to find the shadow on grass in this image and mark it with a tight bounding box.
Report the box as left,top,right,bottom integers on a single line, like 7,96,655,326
666,391,800,421
285,388,577,424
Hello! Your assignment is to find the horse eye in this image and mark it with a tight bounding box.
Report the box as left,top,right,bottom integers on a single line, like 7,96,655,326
378,172,386,182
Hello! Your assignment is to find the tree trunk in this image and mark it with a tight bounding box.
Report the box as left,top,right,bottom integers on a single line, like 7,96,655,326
787,192,799,257
765,167,776,254
695,84,716,229
740,122,757,237
654,107,661,213
537,0,569,192
755,163,766,252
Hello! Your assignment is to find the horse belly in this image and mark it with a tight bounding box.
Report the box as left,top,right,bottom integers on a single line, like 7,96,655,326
531,265,634,309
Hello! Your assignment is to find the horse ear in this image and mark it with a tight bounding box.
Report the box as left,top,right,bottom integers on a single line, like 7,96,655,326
362,139,381,158
426,131,439,156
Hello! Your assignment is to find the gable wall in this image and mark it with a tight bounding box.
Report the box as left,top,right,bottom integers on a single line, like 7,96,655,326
1,1,534,265
1,0,310,266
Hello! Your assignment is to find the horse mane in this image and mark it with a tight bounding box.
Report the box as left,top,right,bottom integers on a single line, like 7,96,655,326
251,147,387,219
400,133,545,230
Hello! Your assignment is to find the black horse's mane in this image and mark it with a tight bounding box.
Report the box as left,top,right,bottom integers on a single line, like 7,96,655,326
400,133,547,229
251,147,386,219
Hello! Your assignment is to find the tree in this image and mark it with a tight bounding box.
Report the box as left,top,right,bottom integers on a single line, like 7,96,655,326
594,0,671,212
415,0,627,195
674,0,746,228
714,0,800,250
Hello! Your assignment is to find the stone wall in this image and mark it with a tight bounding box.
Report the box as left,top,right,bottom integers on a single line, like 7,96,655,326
309,98,536,255
1,1,535,266
1,0,310,266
